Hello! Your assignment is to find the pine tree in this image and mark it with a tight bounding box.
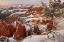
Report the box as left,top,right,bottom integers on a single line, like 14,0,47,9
41,0,61,18
41,0,61,31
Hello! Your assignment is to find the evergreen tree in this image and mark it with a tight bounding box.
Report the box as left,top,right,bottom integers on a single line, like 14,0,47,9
41,0,61,18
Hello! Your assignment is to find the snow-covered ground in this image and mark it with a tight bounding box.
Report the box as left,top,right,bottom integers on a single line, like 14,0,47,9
8,18,64,42
22,29,64,42
22,18,64,42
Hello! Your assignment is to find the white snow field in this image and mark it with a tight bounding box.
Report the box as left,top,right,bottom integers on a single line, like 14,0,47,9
22,29,64,42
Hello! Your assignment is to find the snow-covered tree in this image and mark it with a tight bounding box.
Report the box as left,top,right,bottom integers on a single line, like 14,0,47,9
41,0,61,18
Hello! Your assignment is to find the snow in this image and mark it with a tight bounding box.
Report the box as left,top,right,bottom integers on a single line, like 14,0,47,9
15,11,26,14
0,12,62,42
24,24,31,31
27,14,34,18
1,10,7,14
25,17,43,22
54,18,64,29
8,29,64,42
22,29,64,42
38,24,47,31
22,18,64,42
10,11,26,16
0,16,63,42
9,37,17,42
18,9,28,11
12,9,28,11
8,10,14,13
22,35,48,42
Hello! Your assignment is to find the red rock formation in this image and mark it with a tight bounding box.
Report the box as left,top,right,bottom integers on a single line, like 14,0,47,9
13,24,26,40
